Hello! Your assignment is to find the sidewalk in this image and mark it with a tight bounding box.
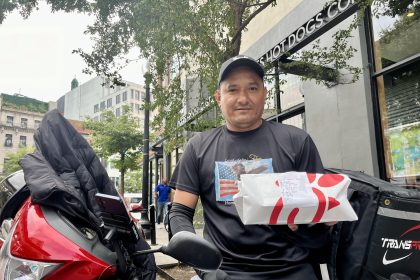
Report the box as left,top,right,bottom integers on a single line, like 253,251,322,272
146,223,204,268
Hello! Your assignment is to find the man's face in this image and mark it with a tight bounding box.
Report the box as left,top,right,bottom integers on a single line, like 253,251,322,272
215,67,266,132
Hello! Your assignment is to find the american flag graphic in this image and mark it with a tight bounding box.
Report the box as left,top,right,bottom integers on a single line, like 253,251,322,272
219,180,238,197
215,158,274,202
215,162,239,201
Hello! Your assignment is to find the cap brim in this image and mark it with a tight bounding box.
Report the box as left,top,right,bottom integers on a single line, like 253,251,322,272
219,58,264,85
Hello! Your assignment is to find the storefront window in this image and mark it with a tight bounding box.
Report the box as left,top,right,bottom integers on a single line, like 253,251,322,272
371,1,420,71
371,1,420,187
376,62,420,187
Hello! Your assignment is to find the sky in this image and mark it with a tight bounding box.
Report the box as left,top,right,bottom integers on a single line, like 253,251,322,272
0,2,144,103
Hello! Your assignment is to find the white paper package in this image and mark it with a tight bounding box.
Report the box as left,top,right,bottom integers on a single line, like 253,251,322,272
233,172,358,225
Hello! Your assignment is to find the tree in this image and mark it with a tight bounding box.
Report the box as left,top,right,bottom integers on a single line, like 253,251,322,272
3,146,35,176
72,0,375,151
83,105,143,195
125,169,143,193
0,0,392,151
0,0,91,24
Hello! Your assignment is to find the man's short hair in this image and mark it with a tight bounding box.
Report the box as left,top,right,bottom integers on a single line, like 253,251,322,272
218,55,265,85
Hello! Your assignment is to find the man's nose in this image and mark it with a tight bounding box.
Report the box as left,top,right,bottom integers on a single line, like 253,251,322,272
236,89,250,104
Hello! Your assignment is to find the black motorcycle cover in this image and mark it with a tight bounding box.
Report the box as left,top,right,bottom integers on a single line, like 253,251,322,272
327,168,420,280
19,109,118,229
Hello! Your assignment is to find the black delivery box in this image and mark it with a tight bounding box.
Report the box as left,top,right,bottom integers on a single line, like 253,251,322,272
327,168,420,280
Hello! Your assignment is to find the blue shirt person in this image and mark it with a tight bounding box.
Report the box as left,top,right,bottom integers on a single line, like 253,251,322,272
154,177,171,225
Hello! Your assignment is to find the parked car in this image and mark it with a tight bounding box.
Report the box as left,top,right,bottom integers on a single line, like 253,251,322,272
124,193,143,210
124,193,143,223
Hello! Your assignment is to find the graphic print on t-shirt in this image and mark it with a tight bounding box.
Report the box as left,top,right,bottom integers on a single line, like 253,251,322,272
214,158,273,201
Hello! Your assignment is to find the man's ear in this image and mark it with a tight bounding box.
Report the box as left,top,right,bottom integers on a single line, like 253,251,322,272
214,89,221,105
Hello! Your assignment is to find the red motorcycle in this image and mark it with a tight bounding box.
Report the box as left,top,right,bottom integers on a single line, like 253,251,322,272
0,171,221,280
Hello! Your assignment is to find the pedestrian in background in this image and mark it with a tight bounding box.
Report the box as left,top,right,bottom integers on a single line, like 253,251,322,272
154,177,171,226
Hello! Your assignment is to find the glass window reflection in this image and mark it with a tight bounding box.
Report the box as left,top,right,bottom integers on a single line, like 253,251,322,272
371,1,420,70
376,62,420,187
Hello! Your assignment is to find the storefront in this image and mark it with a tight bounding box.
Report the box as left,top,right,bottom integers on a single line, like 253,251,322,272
367,1,420,187
241,0,419,187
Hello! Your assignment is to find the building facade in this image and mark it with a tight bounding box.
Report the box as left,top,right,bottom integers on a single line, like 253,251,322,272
0,93,47,174
57,76,146,125
239,0,419,187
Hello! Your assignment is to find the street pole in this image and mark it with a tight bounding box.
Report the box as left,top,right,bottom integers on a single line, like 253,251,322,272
149,160,153,206
141,67,152,239
149,160,153,208
274,60,282,123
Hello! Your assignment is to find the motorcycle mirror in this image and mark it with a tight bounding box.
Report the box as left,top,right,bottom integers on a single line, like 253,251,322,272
161,231,222,271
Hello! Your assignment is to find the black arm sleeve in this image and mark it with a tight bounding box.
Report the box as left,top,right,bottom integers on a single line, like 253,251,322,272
168,202,196,235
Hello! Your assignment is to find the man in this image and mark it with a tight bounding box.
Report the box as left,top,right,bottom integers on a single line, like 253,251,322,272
154,177,171,226
169,55,331,279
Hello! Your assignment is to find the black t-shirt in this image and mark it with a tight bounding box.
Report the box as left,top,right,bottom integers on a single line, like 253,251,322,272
171,121,327,279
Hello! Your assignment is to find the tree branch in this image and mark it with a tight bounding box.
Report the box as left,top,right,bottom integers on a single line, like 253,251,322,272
226,0,275,7
245,1,275,8
230,0,275,46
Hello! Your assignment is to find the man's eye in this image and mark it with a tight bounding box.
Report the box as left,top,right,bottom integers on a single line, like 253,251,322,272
249,86,258,91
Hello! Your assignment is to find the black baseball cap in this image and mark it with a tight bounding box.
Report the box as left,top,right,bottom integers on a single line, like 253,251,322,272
218,55,264,85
